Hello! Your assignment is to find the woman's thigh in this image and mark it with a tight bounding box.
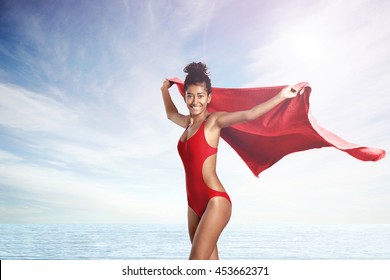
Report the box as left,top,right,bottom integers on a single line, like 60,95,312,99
188,207,200,242
189,197,231,260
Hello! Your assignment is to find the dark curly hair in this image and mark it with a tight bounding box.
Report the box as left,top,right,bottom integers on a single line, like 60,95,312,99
183,62,212,95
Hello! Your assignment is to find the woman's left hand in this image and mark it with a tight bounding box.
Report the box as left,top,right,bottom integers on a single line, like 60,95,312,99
280,85,300,99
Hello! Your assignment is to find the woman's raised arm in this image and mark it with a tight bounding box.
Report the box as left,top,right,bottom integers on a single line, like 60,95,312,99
215,85,300,129
161,79,190,128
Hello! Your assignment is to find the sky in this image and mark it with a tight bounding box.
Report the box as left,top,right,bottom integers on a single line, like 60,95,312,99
0,0,389,224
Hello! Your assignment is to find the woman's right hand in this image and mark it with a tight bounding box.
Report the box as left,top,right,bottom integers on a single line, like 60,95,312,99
161,79,173,90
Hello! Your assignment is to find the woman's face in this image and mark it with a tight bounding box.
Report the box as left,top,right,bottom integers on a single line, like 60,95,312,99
184,83,211,117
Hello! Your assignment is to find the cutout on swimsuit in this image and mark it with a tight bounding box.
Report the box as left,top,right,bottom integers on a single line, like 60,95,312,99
178,121,231,217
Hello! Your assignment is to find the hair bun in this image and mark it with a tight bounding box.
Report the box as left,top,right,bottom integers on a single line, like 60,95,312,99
183,62,209,76
183,61,212,94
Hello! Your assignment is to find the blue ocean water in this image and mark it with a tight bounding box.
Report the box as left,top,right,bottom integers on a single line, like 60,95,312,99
0,224,389,260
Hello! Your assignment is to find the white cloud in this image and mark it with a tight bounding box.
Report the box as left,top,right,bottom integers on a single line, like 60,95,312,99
0,84,78,132
244,0,390,146
0,148,186,223
0,80,186,223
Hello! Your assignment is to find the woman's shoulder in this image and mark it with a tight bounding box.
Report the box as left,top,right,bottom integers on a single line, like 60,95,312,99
207,111,228,122
206,111,227,129
208,111,226,119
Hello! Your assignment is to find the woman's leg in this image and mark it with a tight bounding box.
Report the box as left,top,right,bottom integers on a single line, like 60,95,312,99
209,245,219,260
189,197,231,260
188,207,219,260
187,207,200,242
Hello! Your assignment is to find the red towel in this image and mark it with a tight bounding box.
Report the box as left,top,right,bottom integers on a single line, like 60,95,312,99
169,78,385,177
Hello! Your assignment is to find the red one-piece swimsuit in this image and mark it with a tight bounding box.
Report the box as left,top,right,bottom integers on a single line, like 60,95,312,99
177,121,231,218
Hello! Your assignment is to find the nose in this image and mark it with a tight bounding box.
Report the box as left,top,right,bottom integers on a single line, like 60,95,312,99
191,95,198,104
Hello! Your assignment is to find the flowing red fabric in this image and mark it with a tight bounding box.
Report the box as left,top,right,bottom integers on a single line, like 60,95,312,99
169,78,385,177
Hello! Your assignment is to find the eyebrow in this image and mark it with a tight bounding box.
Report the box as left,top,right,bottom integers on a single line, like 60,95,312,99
186,91,206,95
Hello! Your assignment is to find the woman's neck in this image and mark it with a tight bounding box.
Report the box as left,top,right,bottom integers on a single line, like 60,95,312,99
190,111,210,125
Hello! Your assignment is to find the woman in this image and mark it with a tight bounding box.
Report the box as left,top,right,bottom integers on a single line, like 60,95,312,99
161,62,299,260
